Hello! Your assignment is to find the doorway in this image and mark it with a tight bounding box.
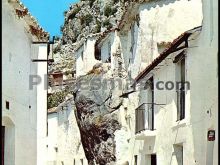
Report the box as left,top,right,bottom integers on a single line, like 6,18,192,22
1,126,5,165
151,154,157,165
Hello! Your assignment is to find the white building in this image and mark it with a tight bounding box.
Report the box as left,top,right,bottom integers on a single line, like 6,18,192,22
47,99,88,165
2,0,51,164
74,34,102,77
47,108,58,165
119,0,217,164
57,0,217,164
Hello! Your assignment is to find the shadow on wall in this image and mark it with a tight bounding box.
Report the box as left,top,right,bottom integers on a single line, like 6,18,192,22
140,0,177,10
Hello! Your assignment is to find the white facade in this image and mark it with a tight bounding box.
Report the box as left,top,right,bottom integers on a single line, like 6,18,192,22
55,0,218,164
47,112,58,165
121,0,218,164
2,0,48,164
47,100,88,165
118,0,203,79
75,36,100,77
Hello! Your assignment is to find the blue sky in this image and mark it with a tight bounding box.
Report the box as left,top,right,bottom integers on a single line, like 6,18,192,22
21,0,79,38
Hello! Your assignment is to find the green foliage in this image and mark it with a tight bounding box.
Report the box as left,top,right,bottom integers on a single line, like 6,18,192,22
67,7,81,20
113,0,120,4
60,25,64,33
111,7,117,15
95,20,101,33
89,0,96,7
48,90,69,109
103,19,112,30
104,6,117,17
80,14,93,26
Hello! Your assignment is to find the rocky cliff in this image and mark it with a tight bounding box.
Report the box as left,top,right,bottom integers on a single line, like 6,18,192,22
73,64,125,165
61,0,128,45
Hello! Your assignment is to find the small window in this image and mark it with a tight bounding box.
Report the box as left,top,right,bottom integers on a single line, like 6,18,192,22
6,101,9,110
134,155,138,165
176,57,185,121
130,24,135,62
108,41,111,57
81,52,84,60
94,45,101,60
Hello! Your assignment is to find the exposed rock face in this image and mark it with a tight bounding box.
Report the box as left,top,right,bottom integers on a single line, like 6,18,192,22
50,0,140,164
73,67,124,165
49,39,75,74
61,0,128,45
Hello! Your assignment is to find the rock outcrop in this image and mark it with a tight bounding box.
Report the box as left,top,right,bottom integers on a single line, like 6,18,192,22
73,65,124,165
61,0,126,45
50,0,141,164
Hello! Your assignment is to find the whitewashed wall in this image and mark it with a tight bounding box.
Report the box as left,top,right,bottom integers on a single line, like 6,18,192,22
123,0,218,163
100,33,114,62
2,0,48,164
119,0,203,79
56,101,88,165
37,45,48,165
75,37,100,77
47,113,58,165
186,0,218,164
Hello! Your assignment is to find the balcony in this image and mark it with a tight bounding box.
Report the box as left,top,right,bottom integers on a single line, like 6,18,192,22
135,103,156,140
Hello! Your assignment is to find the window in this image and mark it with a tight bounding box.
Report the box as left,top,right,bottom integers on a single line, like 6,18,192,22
108,41,111,58
176,56,185,121
81,52,84,60
151,154,157,165
146,77,154,130
134,155,138,165
94,45,101,60
130,24,135,62
135,77,154,133
6,101,9,110
124,107,131,129
46,122,48,136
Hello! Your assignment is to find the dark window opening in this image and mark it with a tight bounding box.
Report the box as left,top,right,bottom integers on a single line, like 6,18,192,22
134,155,138,165
81,52,84,60
151,154,157,165
95,44,101,60
107,41,111,62
130,24,135,63
6,101,9,110
46,122,48,137
176,57,185,121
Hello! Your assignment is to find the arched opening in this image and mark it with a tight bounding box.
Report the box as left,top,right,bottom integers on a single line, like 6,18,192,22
2,116,15,165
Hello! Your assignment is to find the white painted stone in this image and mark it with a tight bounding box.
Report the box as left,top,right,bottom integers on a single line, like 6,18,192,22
2,0,48,164
47,101,88,165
